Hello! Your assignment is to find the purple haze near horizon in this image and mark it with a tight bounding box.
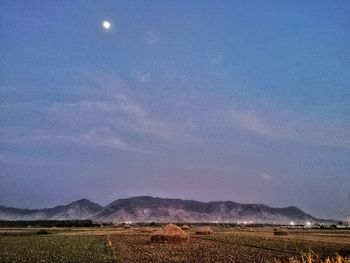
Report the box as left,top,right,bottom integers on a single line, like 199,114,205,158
0,0,349,220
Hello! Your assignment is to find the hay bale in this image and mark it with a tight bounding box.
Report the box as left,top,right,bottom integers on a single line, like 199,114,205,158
273,228,289,236
150,224,189,243
181,225,190,230
195,227,214,235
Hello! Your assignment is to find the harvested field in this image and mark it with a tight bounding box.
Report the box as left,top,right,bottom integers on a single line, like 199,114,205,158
0,233,116,263
0,227,349,262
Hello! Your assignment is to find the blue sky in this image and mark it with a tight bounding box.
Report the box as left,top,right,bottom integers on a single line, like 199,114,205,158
1,0,349,219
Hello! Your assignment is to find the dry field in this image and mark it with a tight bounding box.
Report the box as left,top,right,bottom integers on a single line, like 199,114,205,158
0,226,349,263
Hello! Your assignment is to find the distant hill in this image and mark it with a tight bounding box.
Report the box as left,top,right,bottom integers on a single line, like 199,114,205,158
0,199,102,220
0,196,319,224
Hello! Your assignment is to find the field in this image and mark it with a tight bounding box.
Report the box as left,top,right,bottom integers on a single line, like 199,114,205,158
0,226,350,262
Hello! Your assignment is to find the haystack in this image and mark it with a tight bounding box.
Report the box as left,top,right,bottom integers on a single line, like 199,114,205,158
195,227,214,235
273,228,289,236
181,225,190,230
150,224,189,243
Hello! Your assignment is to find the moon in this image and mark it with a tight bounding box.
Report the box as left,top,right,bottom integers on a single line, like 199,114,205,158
102,20,111,30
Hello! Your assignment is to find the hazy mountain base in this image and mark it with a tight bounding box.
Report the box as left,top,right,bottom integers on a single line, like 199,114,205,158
0,199,102,221
0,196,318,224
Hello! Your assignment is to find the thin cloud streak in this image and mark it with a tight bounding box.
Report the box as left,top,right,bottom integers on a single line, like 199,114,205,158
50,101,196,143
144,29,159,45
0,127,151,154
222,108,350,149
0,92,198,144
136,71,151,83
261,173,272,181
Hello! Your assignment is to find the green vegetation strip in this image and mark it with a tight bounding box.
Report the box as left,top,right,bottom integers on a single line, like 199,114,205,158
0,235,117,263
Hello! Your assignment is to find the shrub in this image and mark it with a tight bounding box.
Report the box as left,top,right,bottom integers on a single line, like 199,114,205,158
288,252,350,263
37,229,51,235
274,229,289,236
195,227,214,235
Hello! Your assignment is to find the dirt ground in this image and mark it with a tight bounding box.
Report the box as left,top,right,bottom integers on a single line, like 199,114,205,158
108,227,350,262
0,226,350,263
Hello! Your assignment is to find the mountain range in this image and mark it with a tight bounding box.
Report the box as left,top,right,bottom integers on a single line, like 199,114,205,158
0,196,319,224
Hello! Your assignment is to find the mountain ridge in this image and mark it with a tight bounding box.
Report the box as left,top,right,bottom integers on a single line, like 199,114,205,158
0,196,320,224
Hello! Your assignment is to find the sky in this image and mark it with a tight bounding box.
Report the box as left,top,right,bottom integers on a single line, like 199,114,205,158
0,0,349,220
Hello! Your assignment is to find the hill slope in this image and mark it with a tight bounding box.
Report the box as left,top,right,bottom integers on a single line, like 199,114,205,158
94,196,317,224
0,199,102,220
0,196,318,224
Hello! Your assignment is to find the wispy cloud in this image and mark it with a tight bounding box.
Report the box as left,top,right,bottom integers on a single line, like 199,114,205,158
48,91,197,143
261,173,272,181
227,110,293,139
0,88,198,145
144,29,159,45
136,71,151,83
210,55,222,65
0,153,58,166
0,127,150,154
187,165,235,173
74,127,151,154
222,108,350,149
